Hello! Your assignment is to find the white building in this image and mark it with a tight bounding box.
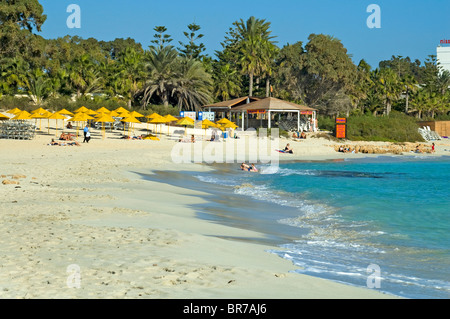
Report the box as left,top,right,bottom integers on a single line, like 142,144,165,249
437,45,450,73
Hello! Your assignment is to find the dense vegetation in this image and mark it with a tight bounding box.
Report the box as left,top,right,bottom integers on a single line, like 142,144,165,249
1,0,449,127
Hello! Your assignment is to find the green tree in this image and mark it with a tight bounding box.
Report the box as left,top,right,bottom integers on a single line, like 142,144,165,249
142,45,179,107
22,68,52,105
178,23,206,60
115,47,145,108
212,63,241,101
273,42,305,102
376,67,402,115
402,73,418,114
300,34,357,113
172,59,213,111
66,54,103,99
0,0,46,58
150,26,173,50
222,16,278,97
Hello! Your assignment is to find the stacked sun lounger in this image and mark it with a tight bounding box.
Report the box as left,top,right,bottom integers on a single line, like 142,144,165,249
0,122,36,140
418,126,441,141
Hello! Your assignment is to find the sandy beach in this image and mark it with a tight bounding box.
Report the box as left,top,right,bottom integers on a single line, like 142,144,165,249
1,120,448,299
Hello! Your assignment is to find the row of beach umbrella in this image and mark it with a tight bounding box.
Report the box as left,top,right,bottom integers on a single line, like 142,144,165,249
1,106,239,139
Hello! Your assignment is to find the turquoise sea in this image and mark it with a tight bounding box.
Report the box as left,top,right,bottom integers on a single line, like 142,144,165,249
188,156,450,299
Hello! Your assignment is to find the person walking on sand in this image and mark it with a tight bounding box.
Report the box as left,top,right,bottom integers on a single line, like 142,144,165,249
83,125,90,143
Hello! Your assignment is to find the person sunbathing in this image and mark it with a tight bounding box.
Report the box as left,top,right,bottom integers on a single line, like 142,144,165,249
60,133,75,141
284,144,294,154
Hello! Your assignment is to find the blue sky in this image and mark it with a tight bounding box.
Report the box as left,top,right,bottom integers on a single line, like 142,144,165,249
39,0,450,68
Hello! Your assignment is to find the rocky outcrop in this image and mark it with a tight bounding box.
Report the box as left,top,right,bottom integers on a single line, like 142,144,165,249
334,143,433,154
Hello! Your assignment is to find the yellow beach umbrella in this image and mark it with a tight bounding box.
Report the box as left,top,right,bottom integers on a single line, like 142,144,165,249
6,107,22,115
48,112,67,136
117,111,130,117
0,113,10,120
147,112,161,119
201,119,217,136
68,112,95,137
177,117,195,126
201,119,217,128
85,109,98,116
121,116,141,136
96,107,110,114
176,117,195,136
164,114,178,135
145,113,160,132
74,106,89,113
68,112,95,122
216,118,233,125
30,111,51,131
12,110,32,120
130,111,144,118
57,109,74,116
165,114,178,122
218,122,238,139
109,110,119,117
31,107,47,115
114,107,129,114
219,122,238,130
149,116,169,137
96,114,115,139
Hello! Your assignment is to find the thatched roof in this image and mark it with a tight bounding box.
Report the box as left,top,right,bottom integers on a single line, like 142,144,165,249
202,96,260,109
231,97,317,112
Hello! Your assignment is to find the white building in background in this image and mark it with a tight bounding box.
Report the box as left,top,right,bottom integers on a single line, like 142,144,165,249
437,42,450,73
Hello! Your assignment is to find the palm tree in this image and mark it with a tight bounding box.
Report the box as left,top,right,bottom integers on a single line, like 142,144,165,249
117,47,144,108
261,42,279,97
171,59,213,111
233,16,277,97
141,45,178,108
376,68,402,115
213,63,241,101
66,54,103,99
402,73,418,114
0,57,27,95
22,68,52,105
436,70,450,95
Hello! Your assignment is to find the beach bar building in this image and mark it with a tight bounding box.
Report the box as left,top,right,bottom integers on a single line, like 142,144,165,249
203,97,318,132
202,96,260,119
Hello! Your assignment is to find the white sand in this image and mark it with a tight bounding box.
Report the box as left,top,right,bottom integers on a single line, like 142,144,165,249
2,121,446,299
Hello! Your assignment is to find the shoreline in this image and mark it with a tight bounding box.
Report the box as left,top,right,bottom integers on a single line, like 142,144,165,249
3,126,446,298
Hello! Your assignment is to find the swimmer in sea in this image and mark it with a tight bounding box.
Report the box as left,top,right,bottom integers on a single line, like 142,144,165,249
240,163,258,172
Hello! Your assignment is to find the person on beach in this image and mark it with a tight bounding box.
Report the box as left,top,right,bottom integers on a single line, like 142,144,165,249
240,163,250,171
83,125,90,143
240,163,258,172
431,143,435,153
284,143,294,154
415,145,423,153
191,135,195,143
60,132,75,141
66,122,73,129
